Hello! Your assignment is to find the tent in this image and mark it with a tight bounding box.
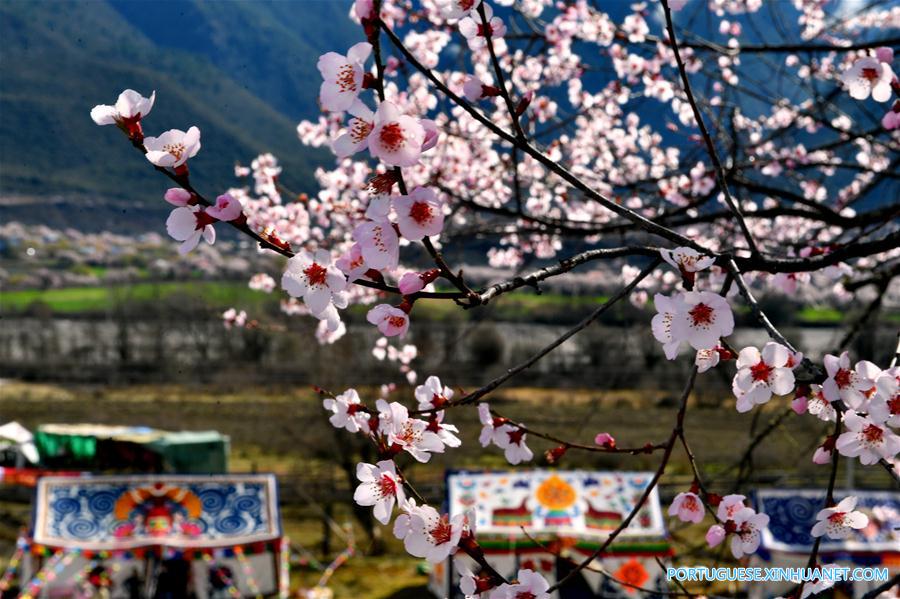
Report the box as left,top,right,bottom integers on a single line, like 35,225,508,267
750,489,900,598
432,470,671,598
2,474,287,598
0,421,39,466
34,424,229,473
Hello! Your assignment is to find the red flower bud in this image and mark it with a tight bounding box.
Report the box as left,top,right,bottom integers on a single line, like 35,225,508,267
545,445,568,464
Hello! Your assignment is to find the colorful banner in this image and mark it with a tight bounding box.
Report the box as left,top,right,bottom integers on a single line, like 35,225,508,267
757,489,900,555
447,470,666,539
33,474,280,550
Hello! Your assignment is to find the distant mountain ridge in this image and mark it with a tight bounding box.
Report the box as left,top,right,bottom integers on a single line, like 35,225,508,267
0,0,358,228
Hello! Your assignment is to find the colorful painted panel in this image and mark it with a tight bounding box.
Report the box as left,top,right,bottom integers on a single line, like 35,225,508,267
447,470,665,538
758,489,900,554
33,475,280,549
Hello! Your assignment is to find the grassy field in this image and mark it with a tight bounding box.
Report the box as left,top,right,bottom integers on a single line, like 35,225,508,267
0,380,894,597
1,279,875,325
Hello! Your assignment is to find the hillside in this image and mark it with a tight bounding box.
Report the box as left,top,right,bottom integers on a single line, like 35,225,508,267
0,0,358,228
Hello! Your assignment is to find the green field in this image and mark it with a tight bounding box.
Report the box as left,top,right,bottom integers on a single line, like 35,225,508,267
2,280,875,326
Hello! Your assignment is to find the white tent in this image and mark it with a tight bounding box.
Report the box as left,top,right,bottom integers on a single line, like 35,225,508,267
0,421,39,465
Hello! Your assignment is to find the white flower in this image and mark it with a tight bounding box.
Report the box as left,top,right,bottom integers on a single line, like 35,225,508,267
695,348,721,373
651,292,686,360
868,368,900,427
323,388,368,433
807,385,836,422
835,411,900,465
91,89,155,128
415,375,453,410
672,291,734,351
493,424,533,465
660,247,715,275
478,403,497,447
730,507,768,559
811,496,869,539
732,342,796,412
822,352,879,409
458,3,506,50
165,205,215,254
379,401,445,463
144,127,201,168
490,569,550,599
354,460,405,525
841,56,895,102
318,42,372,112
400,504,464,563
282,249,348,317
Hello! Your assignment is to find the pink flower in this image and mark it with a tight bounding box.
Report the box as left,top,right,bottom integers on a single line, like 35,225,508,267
822,352,879,409
717,494,747,521
594,432,616,448
730,507,768,559
398,272,426,295
841,56,895,102
706,524,726,547
668,0,688,10
354,0,375,20
336,243,370,283
415,375,453,410
222,308,246,329
811,496,868,539
317,42,372,112
354,460,405,525
144,127,201,168
206,193,243,221
437,0,481,20
399,504,464,563
463,75,500,102
791,394,808,414
875,46,895,65
393,186,444,241
669,492,705,524
882,101,900,130
164,188,192,206
420,119,439,152
333,100,375,158
836,411,900,465
367,304,410,337
368,101,426,167
732,342,796,413
458,3,506,50
813,445,833,465
491,569,551,599
282,249,348,316
166,205,215,254
248,273,276,293
323,388,368,433
354,218,399,270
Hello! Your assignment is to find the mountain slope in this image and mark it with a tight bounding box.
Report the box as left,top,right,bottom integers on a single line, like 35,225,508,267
0,0,355,221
